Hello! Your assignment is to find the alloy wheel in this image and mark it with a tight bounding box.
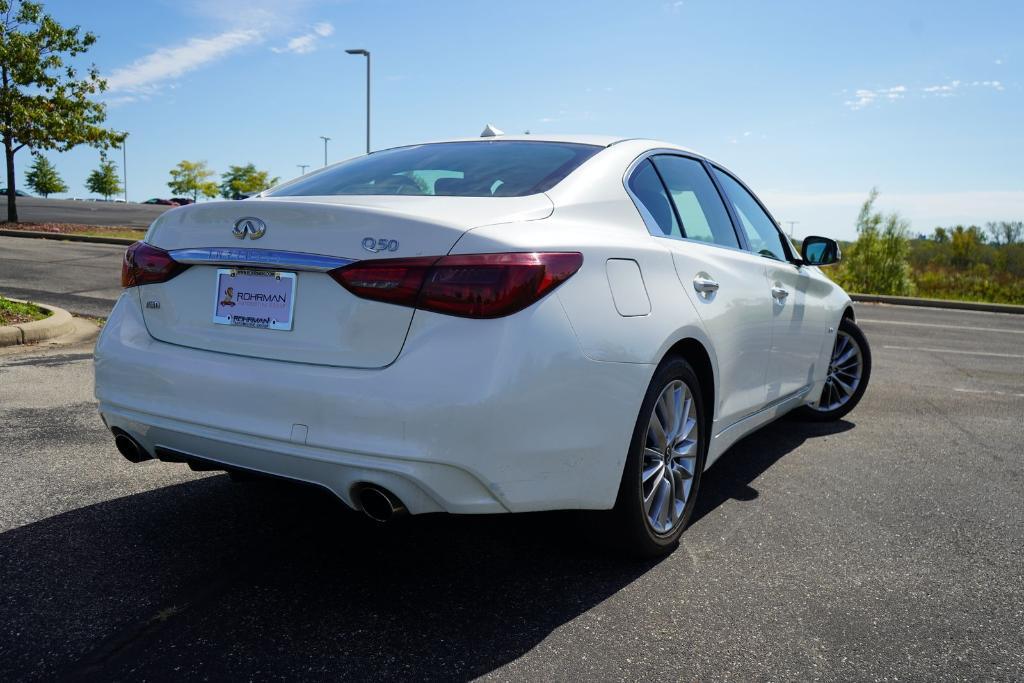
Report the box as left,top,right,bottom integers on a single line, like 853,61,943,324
813,329,864,412
642,380,699,535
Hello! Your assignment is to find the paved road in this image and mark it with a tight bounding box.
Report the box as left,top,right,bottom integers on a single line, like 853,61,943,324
1,280,1023,678
0,236,124,318
2,196,171,228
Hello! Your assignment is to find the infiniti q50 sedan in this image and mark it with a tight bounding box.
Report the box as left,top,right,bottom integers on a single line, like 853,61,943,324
95,135,871,556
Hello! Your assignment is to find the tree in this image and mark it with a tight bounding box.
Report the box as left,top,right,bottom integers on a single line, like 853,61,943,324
219,163,278,199
1,0,123,222
931,227,949,243
85,151,120,199
837,188,914,295
949,225,985,269
24,152,66,197
986,220,1023,246
168,160,218,201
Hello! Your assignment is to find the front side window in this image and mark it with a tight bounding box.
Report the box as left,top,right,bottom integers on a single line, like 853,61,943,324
712,168,789,261
268,141,601,198
650,156,740,249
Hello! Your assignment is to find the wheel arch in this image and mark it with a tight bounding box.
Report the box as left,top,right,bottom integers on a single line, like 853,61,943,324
661,337,715,437
841,303,856,323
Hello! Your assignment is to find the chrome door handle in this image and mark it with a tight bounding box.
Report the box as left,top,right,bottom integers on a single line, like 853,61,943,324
693,276,720,294
771,286,789,301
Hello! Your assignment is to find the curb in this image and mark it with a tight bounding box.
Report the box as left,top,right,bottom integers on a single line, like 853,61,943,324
0,228,136,246
0,299,76,347
851,293,1024,315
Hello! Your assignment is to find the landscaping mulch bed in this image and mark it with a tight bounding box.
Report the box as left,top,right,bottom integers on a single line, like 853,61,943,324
0,297,51,326
1,222,145,240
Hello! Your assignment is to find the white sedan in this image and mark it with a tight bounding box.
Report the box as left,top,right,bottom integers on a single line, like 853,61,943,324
95,135,870,556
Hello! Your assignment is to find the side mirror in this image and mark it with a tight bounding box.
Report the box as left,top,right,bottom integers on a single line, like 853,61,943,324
801,236,841,266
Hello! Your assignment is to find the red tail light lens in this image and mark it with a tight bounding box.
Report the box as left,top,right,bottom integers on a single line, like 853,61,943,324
331,252,583,318
121,242,189,288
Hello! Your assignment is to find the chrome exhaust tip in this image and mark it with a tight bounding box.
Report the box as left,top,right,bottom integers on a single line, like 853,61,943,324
112,430,151,463
357,485,408,523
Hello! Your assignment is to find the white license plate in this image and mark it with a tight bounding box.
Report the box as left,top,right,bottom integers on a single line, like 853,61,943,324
212,268,297,331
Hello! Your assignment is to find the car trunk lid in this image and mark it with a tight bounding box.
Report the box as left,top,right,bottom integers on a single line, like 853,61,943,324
137,195,552,368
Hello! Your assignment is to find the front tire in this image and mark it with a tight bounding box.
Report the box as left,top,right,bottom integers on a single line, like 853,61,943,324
611,357,708,558
797,317,871,421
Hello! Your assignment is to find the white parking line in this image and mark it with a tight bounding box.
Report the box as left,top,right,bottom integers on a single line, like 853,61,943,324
954,388,1024,398
883,345,1024,359
859,319,1024,335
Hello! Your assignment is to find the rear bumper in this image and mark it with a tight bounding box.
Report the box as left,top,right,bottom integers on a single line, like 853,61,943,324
95,291,652,514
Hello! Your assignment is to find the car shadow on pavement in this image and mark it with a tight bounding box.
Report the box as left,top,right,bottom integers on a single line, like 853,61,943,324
0,474,660,681
690,417,855,526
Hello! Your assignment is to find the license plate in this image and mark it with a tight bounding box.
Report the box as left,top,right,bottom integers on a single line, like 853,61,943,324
212,268,297,330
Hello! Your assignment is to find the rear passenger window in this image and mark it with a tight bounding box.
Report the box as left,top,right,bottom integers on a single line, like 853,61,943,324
627,160,680,237
712,168,789,261
650,156,740,249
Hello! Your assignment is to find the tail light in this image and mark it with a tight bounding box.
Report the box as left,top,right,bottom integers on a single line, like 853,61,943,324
331,252,583,318
121,242,189,288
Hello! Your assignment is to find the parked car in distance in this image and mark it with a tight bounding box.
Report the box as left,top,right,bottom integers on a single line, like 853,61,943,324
0,188,33,197
170,197,195,206
95,135,871,557
143,198,176,206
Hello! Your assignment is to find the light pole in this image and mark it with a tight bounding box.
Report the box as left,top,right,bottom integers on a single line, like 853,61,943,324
345,48,371,153
784,220,800,238
319,136,331,167
121,133,128,202
297,164,310,175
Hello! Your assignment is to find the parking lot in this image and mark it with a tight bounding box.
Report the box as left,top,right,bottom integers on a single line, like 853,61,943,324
1,237,1022,680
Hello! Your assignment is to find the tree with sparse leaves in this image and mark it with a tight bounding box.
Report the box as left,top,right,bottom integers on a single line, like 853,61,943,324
986,220,1023,246
836,188,914,296
24,152,65,196
219,163,279,199
168,160,219,202
85,151,119,199
1,0,123,221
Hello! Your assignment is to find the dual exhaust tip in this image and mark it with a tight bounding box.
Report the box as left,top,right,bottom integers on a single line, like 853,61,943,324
113,430,151,463
112,431,408,523
355,485,408,523
111,430,408,523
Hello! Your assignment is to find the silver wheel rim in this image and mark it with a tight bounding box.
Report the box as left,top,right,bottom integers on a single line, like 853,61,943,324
813,330,863,412
642,380,699,535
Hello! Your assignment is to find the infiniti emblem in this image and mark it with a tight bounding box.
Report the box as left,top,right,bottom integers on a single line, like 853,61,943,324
232,217,267,240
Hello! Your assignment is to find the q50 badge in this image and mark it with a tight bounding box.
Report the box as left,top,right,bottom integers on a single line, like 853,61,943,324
362,237,399,253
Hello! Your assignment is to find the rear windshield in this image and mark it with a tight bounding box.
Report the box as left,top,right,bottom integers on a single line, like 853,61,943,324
267,141,601,198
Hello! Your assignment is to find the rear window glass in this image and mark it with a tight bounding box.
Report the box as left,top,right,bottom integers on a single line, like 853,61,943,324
268,141,601,198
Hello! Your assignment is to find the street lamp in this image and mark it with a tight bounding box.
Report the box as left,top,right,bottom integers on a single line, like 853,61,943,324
121,133,128,203
319,135,331,167
297,164,310,175
345,48,371,154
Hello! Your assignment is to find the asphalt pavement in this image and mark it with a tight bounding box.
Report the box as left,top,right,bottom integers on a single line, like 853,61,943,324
1,196,171,228
1,245,1022,680
0,235,124,318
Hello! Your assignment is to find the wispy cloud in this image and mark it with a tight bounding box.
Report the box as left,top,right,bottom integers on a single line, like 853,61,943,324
845,79,1003,110
922,79,1003,97
271,22,334,54
105,29,262,94
845,85,906,110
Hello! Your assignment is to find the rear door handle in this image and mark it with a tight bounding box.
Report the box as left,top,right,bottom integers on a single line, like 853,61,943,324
693,276,720,294
771,286,789,301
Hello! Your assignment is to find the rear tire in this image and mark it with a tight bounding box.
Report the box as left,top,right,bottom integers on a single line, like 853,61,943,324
611,356,708,558
796,317,871,422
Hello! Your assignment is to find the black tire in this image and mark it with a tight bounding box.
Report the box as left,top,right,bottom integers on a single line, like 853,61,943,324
611,356,708,558
796,317,871,422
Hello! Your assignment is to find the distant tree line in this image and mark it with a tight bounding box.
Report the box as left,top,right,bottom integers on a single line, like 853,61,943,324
167,160,279,201
20,155,280,202
828,189,1024,305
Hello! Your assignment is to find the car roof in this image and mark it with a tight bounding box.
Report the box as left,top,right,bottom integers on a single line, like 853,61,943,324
377,134,699,155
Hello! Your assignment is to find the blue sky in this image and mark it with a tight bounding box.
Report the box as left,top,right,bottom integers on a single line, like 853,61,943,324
20,0,1024,239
